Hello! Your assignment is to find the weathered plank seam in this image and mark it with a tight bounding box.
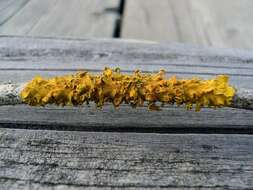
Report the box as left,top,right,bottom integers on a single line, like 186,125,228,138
1,122,253,134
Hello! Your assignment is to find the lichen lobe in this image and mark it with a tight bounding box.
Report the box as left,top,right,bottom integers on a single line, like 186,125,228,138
20,68,235,111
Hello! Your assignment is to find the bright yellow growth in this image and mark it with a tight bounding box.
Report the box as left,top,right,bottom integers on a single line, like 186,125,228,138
20,68,235,111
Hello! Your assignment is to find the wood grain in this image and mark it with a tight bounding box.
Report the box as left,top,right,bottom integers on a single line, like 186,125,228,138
0,36,253,88
0,0,29,25
0,0,120,38
0,36,252,132
0,104,253,133
0,128,253,189
0,36,252,190
122,0,253,49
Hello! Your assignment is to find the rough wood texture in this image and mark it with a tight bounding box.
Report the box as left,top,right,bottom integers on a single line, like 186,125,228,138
0,104,253,133
0,128,253,189
122,0,253,49
0,36,252,132
0,37,253,133
0,36,253,189
0,36,253,89
0,0,120,38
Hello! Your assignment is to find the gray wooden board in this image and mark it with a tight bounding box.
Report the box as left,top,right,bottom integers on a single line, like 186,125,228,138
122,0,253,49
0,0,29,25
0,36,253,190
0,105,253,133
0,0,120,38
0,36,252,132
0,128,253,189
0,70,252,91
0,36,253,88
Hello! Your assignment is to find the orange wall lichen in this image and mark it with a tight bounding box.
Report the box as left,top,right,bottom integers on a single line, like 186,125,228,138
20,68,235,111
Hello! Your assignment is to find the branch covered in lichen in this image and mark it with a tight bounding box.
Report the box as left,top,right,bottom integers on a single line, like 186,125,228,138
20,68,235,111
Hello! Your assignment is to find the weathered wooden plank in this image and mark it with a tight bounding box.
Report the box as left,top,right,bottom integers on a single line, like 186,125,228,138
0,36,252,190
0,36,253,88
0,0,13,8
0,70,253,90
122,0,180,42
0,0,29,25
122,0,253,49
0,0,120,38
0,105,253,133
0,128,253,189
0,36,252,131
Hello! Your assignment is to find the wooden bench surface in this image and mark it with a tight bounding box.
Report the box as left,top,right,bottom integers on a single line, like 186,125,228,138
0,36,253,189
122,0,253,49
0,0,120,38
1,0,253,49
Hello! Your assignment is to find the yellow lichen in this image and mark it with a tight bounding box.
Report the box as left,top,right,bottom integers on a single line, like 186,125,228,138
20,68,235,111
